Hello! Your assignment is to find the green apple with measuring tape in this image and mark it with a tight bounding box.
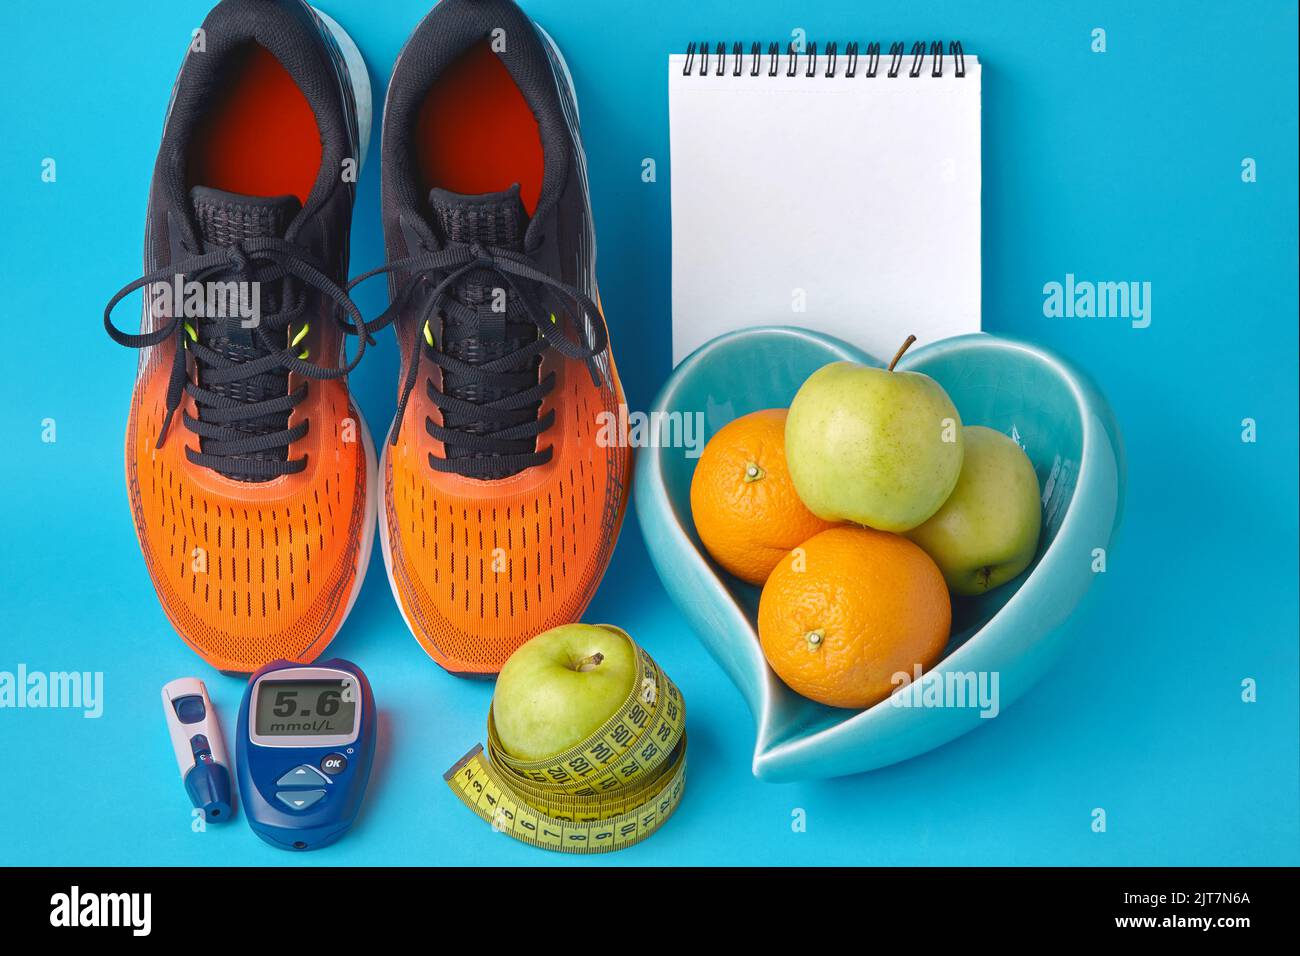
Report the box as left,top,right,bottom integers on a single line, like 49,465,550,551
492,623,638,761
447,623,687,852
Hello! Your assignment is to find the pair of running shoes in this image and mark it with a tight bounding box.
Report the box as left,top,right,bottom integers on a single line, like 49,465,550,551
104,0,630,676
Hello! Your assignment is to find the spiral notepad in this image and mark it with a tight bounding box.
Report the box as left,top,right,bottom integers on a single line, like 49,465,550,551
668,41,982,364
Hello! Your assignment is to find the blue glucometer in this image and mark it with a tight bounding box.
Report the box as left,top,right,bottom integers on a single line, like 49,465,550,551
236,659,375,851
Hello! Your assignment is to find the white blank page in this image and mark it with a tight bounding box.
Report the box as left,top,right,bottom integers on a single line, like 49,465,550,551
668,52,982,364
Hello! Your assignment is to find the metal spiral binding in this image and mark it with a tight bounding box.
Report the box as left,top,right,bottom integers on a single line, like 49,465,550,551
682,39,966,79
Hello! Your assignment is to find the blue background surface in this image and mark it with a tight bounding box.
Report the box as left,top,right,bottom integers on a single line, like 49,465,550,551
1,0,1296,866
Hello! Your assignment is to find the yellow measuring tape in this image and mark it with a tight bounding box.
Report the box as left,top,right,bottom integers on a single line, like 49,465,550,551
444,628,687,854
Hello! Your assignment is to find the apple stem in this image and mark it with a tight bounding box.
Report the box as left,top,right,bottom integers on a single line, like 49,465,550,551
888,335,917,372
575,652,604,672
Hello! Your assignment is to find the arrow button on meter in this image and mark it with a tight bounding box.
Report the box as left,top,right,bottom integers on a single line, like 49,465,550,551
276,789,326,811
276,765,329,787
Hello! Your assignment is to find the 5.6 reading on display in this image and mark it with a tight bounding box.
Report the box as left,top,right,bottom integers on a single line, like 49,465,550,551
255,680,356,736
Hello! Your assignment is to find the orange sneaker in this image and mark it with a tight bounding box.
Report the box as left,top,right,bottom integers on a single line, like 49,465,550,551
356,0,631,674
103,0,376,674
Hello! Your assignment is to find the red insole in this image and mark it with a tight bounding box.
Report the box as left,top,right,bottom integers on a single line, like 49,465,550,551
415,41,543,213
188,45,321,203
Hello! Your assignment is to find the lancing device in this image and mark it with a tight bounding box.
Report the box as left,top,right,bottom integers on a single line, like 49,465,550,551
162,678,234,823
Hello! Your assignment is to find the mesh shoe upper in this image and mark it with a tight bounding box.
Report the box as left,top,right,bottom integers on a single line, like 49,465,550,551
113,0,372,673
376,0,630,674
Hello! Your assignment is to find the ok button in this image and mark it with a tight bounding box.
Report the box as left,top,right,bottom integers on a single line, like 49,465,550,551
320,753,347,776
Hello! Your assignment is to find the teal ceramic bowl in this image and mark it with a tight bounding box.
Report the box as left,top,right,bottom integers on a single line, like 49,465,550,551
634,327,1125,781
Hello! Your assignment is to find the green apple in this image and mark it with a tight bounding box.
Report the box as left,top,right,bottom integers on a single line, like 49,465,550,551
906,425,1042,595
785,337,964,532
492,623,637,761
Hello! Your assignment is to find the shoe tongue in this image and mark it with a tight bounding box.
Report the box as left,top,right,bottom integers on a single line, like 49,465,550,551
187,187,300,347
190,186,301,246
185,187,302,482
427,184,528,247
425,184,540,480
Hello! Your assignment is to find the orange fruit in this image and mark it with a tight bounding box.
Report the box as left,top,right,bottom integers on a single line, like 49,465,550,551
757,526,951,709
690,409,839,585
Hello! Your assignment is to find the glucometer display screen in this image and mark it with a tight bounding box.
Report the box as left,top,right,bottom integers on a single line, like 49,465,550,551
254,679,357,737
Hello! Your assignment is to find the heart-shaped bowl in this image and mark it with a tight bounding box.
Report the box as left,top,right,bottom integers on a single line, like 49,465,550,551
635,326,1124,781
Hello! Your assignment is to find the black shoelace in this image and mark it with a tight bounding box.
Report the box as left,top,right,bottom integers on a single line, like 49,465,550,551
350,241,609,478
104,237,370,480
